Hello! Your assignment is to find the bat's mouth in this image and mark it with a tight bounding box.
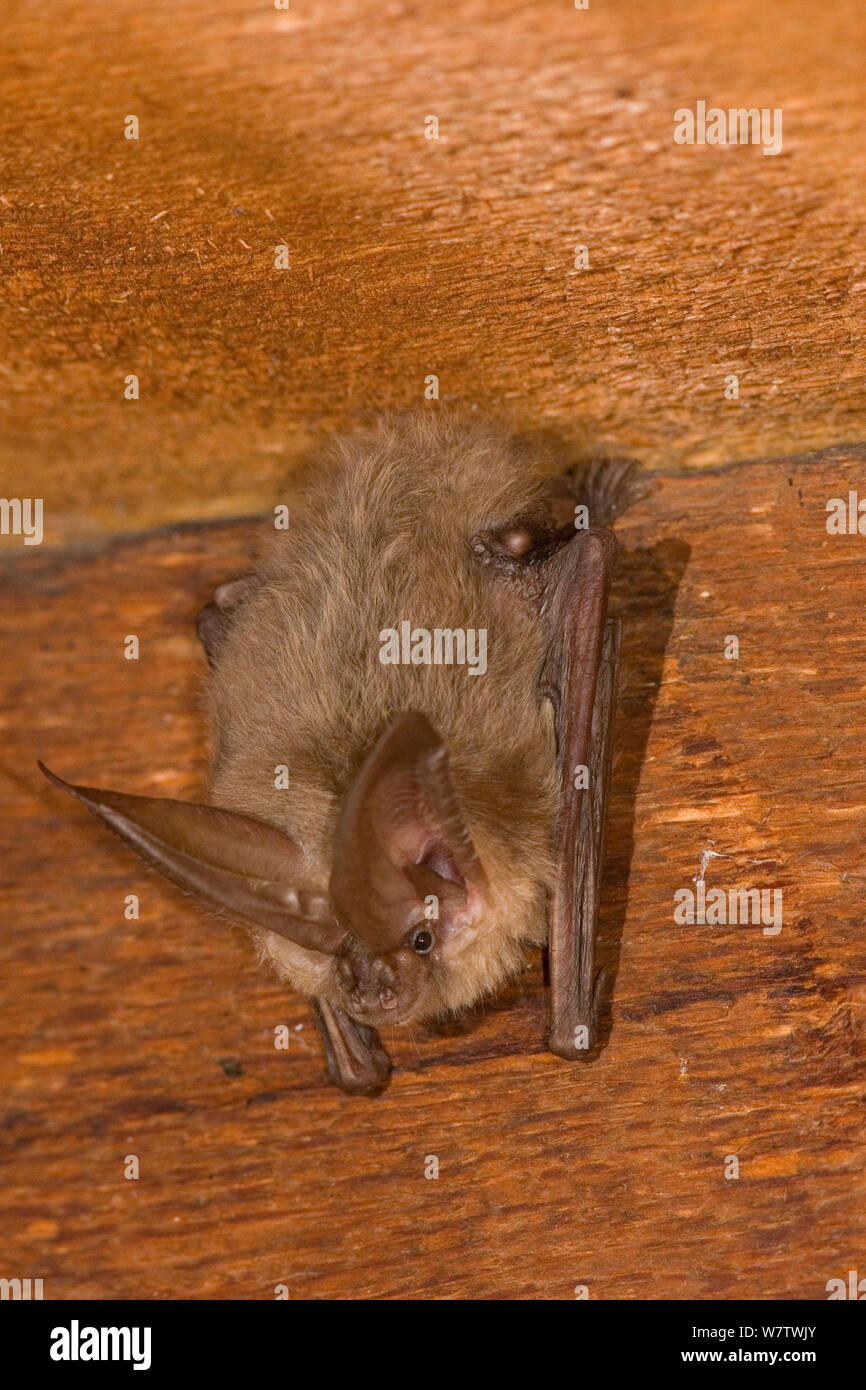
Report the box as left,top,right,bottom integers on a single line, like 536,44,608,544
345,994,417,1029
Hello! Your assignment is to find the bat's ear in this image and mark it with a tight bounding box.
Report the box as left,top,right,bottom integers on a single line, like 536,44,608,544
38,762,344,955
330,711,488,952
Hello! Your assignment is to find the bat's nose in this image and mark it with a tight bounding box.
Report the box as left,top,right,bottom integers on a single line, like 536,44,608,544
338,953,399,1011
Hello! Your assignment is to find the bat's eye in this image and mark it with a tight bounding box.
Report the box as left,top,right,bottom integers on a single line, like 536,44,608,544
410,927,435,955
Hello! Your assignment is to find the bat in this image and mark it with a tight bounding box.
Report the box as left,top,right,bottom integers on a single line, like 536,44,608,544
40,414,639,1095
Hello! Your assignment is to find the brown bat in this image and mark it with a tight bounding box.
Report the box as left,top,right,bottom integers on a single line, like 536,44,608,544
40,414,639,1095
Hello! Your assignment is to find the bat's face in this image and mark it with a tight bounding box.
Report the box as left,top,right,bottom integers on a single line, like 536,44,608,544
334,931,435,1028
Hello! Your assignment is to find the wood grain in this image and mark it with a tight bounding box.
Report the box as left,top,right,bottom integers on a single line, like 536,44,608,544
1,444,863,1299
1,0,865,541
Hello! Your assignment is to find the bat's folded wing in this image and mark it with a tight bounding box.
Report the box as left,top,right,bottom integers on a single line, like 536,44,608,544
538,528,619,1059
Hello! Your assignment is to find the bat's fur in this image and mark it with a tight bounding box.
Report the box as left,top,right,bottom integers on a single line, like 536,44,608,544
206,413,636,1024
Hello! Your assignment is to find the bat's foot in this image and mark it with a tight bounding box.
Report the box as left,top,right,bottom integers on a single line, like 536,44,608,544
328,1035,392,1097
312,997,393,1096
555,457,651,528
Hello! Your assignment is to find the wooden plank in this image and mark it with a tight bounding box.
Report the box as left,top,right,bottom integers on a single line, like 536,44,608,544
1,0,864,540
1,444,863,1299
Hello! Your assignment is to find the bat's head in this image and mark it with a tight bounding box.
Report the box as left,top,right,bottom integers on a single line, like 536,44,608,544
38,712,489,1032
324,711,489,1027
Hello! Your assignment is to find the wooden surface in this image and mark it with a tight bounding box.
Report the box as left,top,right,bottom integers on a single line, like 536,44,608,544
1,0,865,542
1,444,864,1300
